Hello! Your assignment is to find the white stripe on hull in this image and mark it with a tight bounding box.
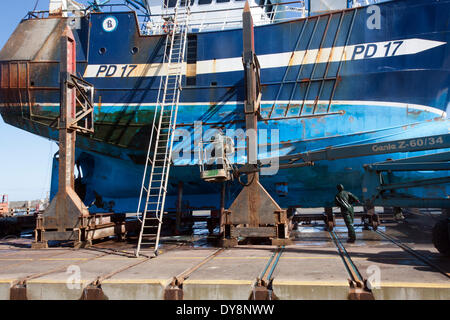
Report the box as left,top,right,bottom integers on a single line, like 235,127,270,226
83,38,446,78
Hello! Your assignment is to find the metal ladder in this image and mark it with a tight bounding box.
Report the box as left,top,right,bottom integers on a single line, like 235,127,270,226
135,1,191,257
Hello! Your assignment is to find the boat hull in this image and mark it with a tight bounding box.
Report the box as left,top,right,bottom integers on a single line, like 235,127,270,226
0,0,449,212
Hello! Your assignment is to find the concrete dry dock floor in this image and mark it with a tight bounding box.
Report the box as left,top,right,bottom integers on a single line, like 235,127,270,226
342,230,450,300
0,209,449,300
27,254,148,300
181,247,274,300
272,234,350,300
0,248,105,300
101,248,219,300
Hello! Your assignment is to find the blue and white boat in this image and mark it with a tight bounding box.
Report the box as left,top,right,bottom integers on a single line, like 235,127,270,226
0,0,448,214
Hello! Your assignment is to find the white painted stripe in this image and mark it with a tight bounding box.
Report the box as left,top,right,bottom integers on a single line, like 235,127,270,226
1,100,445,116
266,100,447,116
83,63,187,78
83,38,446,78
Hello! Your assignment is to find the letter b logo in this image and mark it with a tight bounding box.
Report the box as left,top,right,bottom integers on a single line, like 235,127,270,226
103,17,118,32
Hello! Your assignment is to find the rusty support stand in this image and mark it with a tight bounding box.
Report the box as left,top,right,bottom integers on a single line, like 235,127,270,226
164,285,184,300
363,205,379,230
219,182,226,235
31,25,116,248
324,207,336,231
220,2,291,247
81,285,107,300
252,286,271,300
10,284,27,300
221,181,292,246
348,280,375,300
175,181,183,234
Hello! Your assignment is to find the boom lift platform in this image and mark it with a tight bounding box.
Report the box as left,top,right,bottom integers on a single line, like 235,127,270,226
273,133,450,254
194,2,450,252
198,133,234,183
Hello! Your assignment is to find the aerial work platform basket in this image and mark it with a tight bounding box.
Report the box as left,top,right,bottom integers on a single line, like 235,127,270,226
198,133,234,183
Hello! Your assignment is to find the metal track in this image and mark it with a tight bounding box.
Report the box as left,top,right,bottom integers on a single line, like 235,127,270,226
258,246,284,288
82,242,188,300
329,231,375,299
329,231,364,283
251,246,284,300
164,248,225,300
374,229,450,279
9,249,112,300
171,248,225,287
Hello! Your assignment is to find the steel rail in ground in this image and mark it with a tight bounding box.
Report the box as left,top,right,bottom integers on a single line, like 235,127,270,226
258,246,284,287
251,246,284,300
9,250,112,300
329,231,375,299
164,248,225,300
329,231,363,284
374,229,450,279
81,242,188,299
171,248,225,287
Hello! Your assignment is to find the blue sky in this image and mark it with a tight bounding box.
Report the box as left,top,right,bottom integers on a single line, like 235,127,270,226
0,0,54,201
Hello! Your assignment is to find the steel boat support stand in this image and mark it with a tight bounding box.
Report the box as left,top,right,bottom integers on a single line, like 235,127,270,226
32,25,124,249
220,2,291,248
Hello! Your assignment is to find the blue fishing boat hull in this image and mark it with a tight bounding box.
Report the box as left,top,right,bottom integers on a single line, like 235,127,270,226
0,0,449,212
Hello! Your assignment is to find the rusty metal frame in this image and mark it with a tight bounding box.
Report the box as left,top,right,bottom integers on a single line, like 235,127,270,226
220,3,293,247
30,26,114,249
303,14,332,115
67,74,95,134
327,8,357,112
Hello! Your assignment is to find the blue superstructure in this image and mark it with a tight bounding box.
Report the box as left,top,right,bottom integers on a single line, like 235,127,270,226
0,0,448,213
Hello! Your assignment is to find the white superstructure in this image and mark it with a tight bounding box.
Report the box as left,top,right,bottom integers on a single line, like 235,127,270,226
49,0,85,16
145,0,307,34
